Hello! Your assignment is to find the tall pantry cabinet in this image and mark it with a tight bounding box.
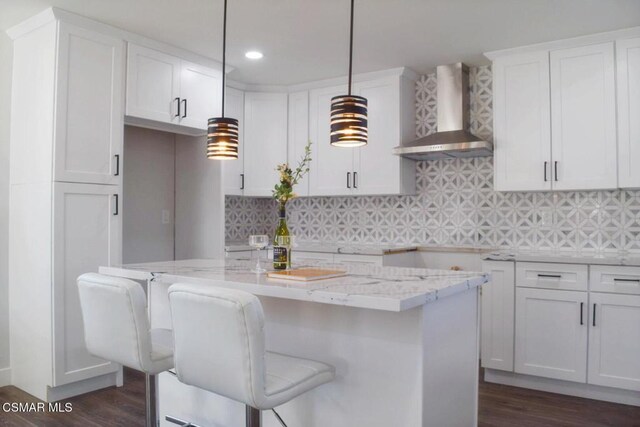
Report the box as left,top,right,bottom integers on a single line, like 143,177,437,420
8,12,123,401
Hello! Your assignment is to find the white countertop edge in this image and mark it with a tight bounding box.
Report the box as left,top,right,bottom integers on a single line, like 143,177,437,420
98,265,488,312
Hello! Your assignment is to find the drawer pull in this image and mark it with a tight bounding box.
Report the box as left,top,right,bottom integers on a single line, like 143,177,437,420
537,274,562,279
613,278,640,283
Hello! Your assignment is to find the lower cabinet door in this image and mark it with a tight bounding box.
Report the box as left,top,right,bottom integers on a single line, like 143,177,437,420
481,261,515,372
52,183,122,386
588,293,640,391
515,288,588,382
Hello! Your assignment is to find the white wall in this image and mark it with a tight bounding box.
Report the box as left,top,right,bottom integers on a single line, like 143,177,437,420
175,135,225,259
123,126,176,263
0,32,12,380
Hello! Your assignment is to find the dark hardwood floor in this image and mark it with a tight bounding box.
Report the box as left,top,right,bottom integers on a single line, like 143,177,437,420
1,368,639,426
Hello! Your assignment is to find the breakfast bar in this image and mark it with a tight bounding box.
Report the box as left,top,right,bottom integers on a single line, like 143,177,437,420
100,259,488,427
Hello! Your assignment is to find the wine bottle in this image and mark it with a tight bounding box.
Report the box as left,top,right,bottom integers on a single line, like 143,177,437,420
273,205,289,270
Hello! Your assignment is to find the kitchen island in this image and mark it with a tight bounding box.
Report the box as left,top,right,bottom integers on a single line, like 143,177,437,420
100,259,488,427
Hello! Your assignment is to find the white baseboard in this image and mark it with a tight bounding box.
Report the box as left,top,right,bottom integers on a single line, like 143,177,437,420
46,371,121,402
0,367,11,387
484,369,640,407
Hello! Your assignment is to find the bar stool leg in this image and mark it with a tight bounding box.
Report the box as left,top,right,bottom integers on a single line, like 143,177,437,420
245,405,261,427
146,373,158,427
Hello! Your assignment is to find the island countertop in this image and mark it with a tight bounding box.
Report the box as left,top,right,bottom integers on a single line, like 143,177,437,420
99,258,488,312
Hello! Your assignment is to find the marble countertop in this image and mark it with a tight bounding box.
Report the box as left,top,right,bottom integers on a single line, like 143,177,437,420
99,259,488,312
483,250,640,266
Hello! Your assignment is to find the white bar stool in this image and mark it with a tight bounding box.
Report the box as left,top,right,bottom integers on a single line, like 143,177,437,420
77,273,174,427
168,283,336,427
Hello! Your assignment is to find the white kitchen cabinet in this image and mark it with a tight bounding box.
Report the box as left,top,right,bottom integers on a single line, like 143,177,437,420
515,288,588,383
53,183,122,386
222,87,245,195
309,84,354,196
550,43,617,190
8,11,124,401
243,92,288,197
587,293,640,391
617,37,640,189
288,91,310,196
481,261,515,371
308,71,416,197
54,23,124,185
492,52,551,191
126,43,221,134
353,76,416,195
126,44,181,124
179,60,221,130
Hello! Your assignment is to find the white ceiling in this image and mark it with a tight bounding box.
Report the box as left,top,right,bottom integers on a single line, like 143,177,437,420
1,0,639,85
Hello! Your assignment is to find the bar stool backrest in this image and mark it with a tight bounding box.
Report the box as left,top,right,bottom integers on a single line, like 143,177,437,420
77,273,152,372
168,283,267,409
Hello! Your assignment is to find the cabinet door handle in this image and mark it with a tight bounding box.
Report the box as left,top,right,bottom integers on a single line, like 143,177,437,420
353,171,358,189
182,99,187,118
544,161,548,182
592,303,596,327
554,161,558,182
580,302,584,325
613,278,640,283
174,97,181,118
114,154,120,176
113,194,119,216
240,173,245,190
347,172,351,189
537,273,562,279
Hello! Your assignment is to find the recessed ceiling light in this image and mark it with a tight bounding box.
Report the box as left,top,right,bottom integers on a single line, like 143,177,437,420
245,51,263,60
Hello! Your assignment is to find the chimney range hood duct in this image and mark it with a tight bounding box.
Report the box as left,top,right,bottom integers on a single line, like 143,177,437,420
393,63,493,160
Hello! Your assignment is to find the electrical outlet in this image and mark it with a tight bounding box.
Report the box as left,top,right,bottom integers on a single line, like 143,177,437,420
162,210,171,224
540,208,553,227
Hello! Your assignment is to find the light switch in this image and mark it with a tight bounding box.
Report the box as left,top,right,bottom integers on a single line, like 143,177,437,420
162,210,171,224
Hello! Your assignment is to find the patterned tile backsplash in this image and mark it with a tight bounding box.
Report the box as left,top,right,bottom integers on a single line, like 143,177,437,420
225,66,640,253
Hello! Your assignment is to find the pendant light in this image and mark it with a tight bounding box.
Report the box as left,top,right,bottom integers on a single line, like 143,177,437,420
330,0,367,148
207,0,239,160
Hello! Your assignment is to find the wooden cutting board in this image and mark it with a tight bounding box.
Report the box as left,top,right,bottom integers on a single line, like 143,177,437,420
267,268,347,281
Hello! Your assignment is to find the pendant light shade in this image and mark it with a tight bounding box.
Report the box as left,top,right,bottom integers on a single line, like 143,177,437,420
207,0,238,160
207,117,239,159
330,0,367,148
330,95,368,147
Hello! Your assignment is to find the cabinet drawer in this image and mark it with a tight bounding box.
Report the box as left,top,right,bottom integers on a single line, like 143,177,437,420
590,265,640,295
516,262,588,291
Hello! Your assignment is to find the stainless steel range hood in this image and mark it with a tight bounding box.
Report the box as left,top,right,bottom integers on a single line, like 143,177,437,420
393,63,493,160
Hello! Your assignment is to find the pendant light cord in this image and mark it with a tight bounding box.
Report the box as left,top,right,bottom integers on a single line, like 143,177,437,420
221,0,228,117
348,0,354,95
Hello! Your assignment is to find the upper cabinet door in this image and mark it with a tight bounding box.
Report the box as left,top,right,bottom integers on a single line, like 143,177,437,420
126,43,181,124
309,85,354,196
617,37,640,189
54,23,124,185
550,43,617,190
353,76,414,195
493,51,551,191
243,92,288,197
179,61,221,130
222,87,245,195
288,91,310,197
